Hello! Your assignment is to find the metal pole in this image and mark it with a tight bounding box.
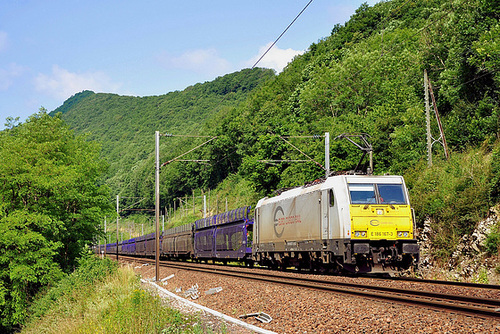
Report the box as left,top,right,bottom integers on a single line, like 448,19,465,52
203,195,207,218
424,70,432,167
325,132,330,178
104,216,106,256
369,150,373,175
180,197,183,217
155,131,160,282
116,195,119,260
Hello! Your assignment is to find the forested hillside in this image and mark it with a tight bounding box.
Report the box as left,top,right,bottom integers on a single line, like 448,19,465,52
50,68,275,199
56,0,500,259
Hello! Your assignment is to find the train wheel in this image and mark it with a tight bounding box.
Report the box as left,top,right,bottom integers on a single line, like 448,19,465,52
280,258,290,271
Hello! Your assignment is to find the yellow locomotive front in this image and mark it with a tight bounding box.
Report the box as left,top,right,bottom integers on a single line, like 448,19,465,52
345,180,419,273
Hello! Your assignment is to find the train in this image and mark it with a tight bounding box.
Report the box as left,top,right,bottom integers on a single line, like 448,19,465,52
97,174,419,274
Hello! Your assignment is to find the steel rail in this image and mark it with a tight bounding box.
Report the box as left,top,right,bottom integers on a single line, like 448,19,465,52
377,276,500,290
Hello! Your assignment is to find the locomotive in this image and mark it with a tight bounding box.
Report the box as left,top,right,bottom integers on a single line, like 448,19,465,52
254,174,418,273
98,174,419,274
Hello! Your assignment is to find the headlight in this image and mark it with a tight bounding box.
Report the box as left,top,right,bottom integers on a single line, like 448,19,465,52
361,231,367,237
355,231,366,238
397,231,410,238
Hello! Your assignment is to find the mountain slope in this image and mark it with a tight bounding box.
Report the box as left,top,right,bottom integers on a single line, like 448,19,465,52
51,68,275,196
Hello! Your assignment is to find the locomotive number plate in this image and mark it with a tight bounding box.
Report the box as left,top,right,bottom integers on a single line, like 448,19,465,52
370,231,394,237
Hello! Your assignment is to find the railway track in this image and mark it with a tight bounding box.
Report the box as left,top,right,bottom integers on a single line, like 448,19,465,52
379,275,500,290
122,256,500,320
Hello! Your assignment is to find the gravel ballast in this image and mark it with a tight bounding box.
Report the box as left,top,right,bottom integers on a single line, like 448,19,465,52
131,261,500,333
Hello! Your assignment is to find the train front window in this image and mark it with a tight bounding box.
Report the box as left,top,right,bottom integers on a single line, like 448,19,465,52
349,183,407,205
349,184,376,204
377,184,407,204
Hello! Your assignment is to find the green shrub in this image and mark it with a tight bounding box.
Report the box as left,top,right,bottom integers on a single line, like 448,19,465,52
22,254,206,334
405,146,495,260
486,227,500,255
27,251,117,321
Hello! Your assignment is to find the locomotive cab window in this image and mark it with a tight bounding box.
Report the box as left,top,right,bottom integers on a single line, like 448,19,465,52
377,184,407,204
349,184,376,204
348,183,407,205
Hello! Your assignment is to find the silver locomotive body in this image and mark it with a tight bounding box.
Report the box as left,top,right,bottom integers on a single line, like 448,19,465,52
253,175,419,273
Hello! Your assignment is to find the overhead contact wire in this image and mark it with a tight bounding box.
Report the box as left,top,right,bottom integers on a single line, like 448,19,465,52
210,0,315,115
250,0,314,69
276,133,325,171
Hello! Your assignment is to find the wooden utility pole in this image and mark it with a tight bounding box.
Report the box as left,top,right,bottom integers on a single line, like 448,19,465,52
424,69,450,166
428,76,450,160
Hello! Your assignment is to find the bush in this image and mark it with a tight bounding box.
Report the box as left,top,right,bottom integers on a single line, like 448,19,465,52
486,227,500,255
22,254,205,334
27,251,117,321
405,146,495,260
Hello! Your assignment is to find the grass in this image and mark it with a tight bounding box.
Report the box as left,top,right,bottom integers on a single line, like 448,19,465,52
21,254,212,334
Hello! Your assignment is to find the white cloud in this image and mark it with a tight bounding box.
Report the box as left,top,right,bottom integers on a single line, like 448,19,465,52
247,43,304,73
0,31,8,53
34,65,122,100
0,63,26,91
157,48,232,76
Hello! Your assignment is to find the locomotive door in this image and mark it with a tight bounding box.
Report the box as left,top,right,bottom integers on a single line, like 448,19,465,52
321,190,329,239
254,207,260,247
329,188,341,238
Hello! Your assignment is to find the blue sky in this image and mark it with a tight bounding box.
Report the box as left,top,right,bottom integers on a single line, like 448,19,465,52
0,1,377,127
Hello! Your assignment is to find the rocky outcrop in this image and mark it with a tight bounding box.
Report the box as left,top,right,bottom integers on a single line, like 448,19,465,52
415,206,500,283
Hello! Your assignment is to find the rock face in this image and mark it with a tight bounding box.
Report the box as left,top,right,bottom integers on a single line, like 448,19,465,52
416,206,500,283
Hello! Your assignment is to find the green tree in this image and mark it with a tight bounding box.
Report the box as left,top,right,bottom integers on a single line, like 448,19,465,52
0,111,111,330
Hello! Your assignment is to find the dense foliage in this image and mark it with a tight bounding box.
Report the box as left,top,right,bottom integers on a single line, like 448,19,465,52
0,112,111,331
26,251,118,323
